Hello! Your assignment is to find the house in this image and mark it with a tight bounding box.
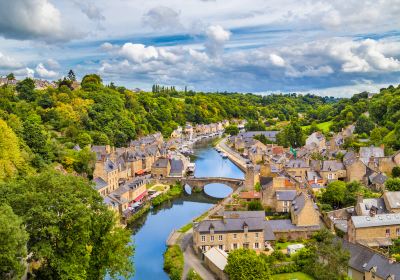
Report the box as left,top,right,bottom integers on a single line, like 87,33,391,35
285,159,310,182
382,191,400,213
193,211,266,254
360,146,385,166
287,244,305,255
275,190,297,213
343,240,400,280
204,247,228,280
169,158,185,177
151,158,171,178
319,160,347,184
306,170,323,185
93,158,119,193
368,173,388,191
344,151,367,182
290,192,320,227
239,191,261,202
305,132,326,151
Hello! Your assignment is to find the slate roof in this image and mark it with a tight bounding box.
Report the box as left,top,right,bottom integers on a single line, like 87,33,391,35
292,193,306,215
153,158,169,168
351,213,400,228
237,131,279,141
285,159,309,168
360,146,385,165
204,247,228,271
307,170,322,181
321,160,345,172
369,173,388,185
93,177,108,190
276,190,297,201
265,219,320,232
343,151,359,166
105,159,118,172
169,159,184,176
384,192,400,209
357,198,387,216
343,240,400,278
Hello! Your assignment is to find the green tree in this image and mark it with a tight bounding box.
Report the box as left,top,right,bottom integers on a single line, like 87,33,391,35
15,78,36,101
67,69,76,82
277,119,304,148
0,171,134,279
393,167,400,178
6,73,15,84
0,204,28,280
225,249,271,280
0,119,30,181
385,178,400,191
321,181,347,208
225,125,239,136
355,115,375,135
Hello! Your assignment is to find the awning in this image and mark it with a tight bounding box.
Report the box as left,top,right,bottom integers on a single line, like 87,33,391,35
135,169,145,175
134,190,147,202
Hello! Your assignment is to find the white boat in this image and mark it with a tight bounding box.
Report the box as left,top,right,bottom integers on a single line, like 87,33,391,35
221,152,228,159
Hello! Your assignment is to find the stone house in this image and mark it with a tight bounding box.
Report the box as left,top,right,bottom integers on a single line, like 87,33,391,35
151,158,171,178
285,159,310,182
204,247,228,280
305,132,326,151
344,151,367,182
382,192,400,213
319,160,347,184
290,192,320,227
275,190,297,213
193,211,266,254
93,158,119,193
239,191,261,202
368,173,388,191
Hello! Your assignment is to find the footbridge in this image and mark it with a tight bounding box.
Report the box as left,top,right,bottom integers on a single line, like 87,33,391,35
182,177,244,191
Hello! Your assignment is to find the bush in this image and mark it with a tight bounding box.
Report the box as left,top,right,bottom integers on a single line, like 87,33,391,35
248,200,263,211
271,263,300,274
152,183,183,206
187,268,203,280
164,245,184,280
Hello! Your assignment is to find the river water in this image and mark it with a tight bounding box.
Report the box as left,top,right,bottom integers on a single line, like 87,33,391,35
129,139,244,280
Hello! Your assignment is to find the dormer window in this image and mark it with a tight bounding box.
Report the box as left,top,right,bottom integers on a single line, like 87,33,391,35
209,223,215,234
243,222,248,232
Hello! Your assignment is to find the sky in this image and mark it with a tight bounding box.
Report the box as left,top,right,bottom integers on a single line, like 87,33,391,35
0,0,399,97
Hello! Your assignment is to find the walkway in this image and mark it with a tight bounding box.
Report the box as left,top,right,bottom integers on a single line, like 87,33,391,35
217,137,248,171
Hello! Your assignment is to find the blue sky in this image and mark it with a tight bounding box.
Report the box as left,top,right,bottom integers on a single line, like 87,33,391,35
0,0,399,97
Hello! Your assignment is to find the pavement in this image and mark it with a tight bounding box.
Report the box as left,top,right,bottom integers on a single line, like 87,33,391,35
180,229,217,280
217,138,248,170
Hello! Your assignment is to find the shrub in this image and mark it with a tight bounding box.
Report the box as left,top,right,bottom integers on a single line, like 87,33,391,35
187,268,203,280
164,245,184,280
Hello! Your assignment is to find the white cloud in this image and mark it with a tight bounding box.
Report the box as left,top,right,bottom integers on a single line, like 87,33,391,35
76,1,105,22
205,25,231,56
0,0,78,42
0,52,23,69
269,54,285,67
35,63,58,79
14,67,35,78
119,43,159,63
142,6,182,31
45,58,60,70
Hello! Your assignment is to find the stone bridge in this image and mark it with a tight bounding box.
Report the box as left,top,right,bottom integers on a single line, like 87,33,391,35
182,177,244,191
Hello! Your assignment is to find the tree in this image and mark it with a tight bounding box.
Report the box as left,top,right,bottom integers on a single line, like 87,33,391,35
385,178,400,191
67,69,76,82
0,204,28,280
6,73,15,84
225,125,239,136
0,171,134,279
225,249,271,280
81,74,102,91
276,119,304,148
294,229,350,280
15,78,35,101
0,119,30,181
355,115,375,135
393,167,400,178
321,181,347,209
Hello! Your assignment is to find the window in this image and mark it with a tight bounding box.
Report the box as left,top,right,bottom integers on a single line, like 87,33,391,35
219,245,223,250
233,243,238,249
210,235,214,242
284,201,288,206
201,235,205,242
243,243,249,249
397,228,400,236
386,229,391,237
201,245,206,252
233,233,237,239
255,233,259,238
328,173,333,179
244,233,248,238
218,235,223,241
254,242,259,249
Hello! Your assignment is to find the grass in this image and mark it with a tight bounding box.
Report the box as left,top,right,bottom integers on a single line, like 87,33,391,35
272,272,314,280
193,211,209,222
178,222,193,233
151,184,167,192
274,241,302,250
302,120,333,133
151,183,183,207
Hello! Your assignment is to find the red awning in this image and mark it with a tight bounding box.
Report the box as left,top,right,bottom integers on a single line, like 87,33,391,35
134,190,147,202
135,169,145,175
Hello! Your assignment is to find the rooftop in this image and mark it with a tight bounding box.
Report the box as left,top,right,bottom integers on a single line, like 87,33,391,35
351,213,400,228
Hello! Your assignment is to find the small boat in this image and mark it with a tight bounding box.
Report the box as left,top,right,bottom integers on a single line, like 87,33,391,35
221,152,228,159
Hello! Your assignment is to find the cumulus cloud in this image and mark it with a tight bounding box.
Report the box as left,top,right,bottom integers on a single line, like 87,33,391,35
35,63,58,79
0,0,81,42
0,52,23,69
142,6,182,31
269,54,285,67
119,43,159,63
14,67,35,78
205,25,231,56
77,1,105,22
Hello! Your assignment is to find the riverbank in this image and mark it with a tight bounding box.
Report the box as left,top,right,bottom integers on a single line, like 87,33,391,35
216,137,247,171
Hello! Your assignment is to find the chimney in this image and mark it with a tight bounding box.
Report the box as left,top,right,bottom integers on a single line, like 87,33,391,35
356,194,364,205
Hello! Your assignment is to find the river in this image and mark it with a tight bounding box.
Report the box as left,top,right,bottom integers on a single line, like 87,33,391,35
129,138,244,280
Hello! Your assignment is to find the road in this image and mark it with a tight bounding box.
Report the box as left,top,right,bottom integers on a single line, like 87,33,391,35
217,137,248,170
181,229,217,280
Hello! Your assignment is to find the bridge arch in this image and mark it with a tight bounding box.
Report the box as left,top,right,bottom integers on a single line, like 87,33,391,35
182,177,244,193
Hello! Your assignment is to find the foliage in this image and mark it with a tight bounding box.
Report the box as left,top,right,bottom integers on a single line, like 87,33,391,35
272,272,314,280
151,183,183,207
247,200,263,211
355,115,375,135
0,171,134,279
127,203,151,225
276,119,305,148
385,178,400,191
225,125,239,136
0,204,28,280
16,78,35,101
392,167,400,178
163,245,184,280
254,134,274,144
293,229,350,280
254,182,261,191
225,249,271,280
186,269,203,280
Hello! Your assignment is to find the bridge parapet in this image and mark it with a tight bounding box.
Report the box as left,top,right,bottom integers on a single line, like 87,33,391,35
182,177,244,191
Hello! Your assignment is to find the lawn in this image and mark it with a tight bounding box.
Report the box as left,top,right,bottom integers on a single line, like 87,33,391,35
274,241,302,250
302,121,333,133
272,272,314,280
